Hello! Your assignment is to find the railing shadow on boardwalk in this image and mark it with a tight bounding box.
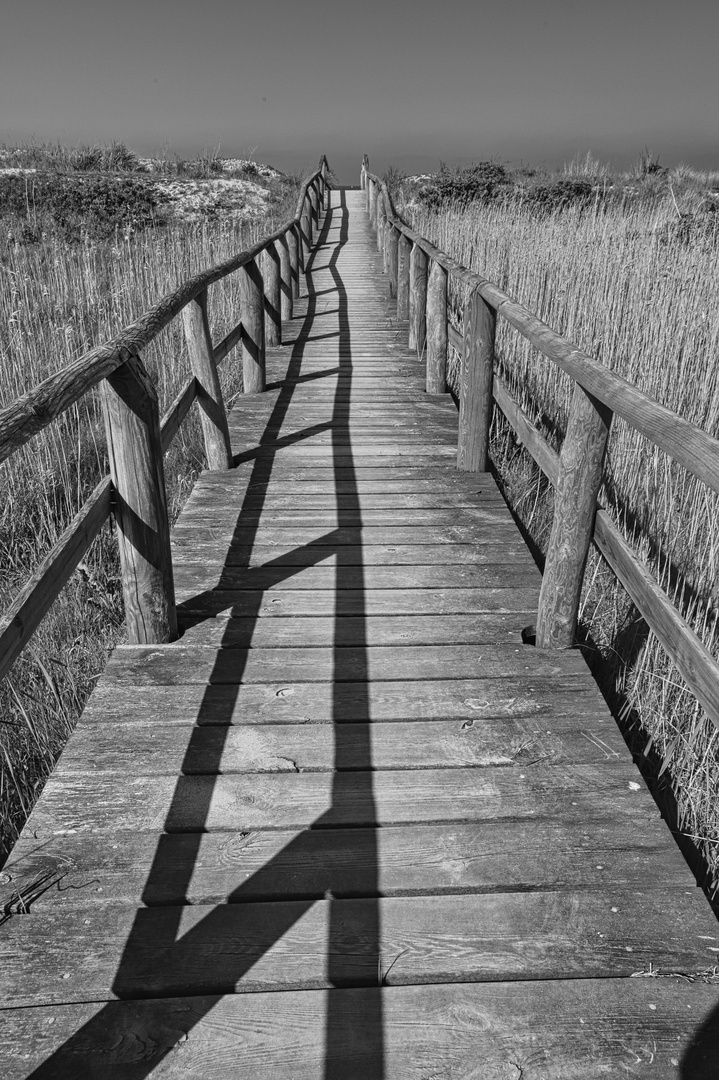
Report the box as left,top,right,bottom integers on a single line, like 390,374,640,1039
26,190,385,1078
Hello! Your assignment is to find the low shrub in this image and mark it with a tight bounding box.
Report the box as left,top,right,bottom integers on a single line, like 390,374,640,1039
0,172,169,241
418,161,510,208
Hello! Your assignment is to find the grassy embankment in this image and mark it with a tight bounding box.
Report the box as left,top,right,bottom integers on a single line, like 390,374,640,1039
0,142,301,862
395,152,719,892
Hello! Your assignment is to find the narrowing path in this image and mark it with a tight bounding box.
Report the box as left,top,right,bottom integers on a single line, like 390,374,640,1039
1,189,718,1078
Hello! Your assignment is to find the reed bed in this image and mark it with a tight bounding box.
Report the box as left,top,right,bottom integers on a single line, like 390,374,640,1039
0,187,298,862
402,186,719,890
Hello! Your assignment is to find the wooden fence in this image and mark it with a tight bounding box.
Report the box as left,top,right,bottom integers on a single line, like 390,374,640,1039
361,154,719,730
0,157,331,680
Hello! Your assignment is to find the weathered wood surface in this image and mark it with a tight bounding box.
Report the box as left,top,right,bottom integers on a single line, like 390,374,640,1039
181,290,232,469
100,354,177,643
3,187,718,1078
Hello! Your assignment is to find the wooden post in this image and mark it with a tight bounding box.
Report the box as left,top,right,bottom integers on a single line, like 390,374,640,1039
308,181,319,225
457,290,496,472
536,386,613,649
397,232,411,320
101,354,177,644
240,258,266,393
376,196,386,254
181,290,233,470
387,225,399,298
369,180,378,225
301,198,312,259
409,243,428,355
426,260,448,394
262,242,282,347
287,224,300,298
278,232,293,322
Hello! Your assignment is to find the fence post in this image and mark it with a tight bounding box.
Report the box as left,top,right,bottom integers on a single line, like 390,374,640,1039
397,233,411,320
240,258,266,393
369,180,378,225
426,259,448,394
301,199,312,261
376,195,386,254
262,242,282,347
287,224,301,298
387,225,399,298
536,386,613,648
181,289,233,470
409,243,428,355
457,289,496,472
101,354,177,644
308,181,319,226
278,232,293,322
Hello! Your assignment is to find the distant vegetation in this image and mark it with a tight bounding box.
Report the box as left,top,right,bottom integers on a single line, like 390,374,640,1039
395,149,719,894
0,141,301,862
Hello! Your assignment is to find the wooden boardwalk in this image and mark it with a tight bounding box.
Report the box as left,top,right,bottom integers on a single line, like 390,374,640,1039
2,189,719,1077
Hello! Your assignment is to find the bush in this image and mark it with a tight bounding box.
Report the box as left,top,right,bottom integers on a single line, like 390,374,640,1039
418,161,510,207
0,173,169,241
522,177,597,214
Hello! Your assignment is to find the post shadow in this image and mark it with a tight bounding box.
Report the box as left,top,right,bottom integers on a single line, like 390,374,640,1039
25,189,385,1078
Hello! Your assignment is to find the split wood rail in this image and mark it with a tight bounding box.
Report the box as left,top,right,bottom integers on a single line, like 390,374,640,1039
360,154,719,730
0,157,331,681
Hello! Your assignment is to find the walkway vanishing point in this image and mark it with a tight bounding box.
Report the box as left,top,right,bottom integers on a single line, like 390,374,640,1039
2,187,719,1078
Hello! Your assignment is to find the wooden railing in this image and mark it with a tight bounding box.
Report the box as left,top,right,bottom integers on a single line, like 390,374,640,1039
361,154,719,730
0,157,332,680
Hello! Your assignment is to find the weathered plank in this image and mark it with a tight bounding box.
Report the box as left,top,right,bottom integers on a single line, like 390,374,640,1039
3,978,718,1079
3,889,716,1006
3,811,693,911
26,762,653,835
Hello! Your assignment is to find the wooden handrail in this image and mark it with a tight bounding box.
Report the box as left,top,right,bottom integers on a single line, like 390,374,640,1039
0,159,330,466
363,156,719,729
0,155,331,666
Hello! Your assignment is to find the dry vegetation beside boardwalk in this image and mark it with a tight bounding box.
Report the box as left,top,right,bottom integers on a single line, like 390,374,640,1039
397,151,719,892
0,142,301,861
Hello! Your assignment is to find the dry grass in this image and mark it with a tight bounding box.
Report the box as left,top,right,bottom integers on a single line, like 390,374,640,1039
401,176,719,891
0,160,300,862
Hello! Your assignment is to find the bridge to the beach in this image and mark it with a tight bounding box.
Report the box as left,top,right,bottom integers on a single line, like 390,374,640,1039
1,158,719,1077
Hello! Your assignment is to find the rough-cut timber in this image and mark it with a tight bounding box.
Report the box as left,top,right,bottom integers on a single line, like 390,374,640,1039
2,188,718,1080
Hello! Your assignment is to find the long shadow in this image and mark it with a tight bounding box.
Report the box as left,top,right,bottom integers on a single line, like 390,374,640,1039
26,190,384,1077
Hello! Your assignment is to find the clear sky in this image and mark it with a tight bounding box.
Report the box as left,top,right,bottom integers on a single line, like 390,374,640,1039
2,0,717,184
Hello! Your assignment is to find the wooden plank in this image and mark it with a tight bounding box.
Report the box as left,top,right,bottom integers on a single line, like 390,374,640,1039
25,762,654,835
175,614,533,649
54,715,628,776
80,675,611,726
100,642,586,686
3,810,693,911
170,564,541,593
181,290,233,470
0,478,111,684
3,889,717,1007
159,375,198,453
3,977,717,1078
171,542,528,566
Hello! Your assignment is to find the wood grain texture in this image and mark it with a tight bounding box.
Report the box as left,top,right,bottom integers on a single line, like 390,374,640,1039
426,259,448,394
26,762,654,835
3,889,716,1006
4,977,718,1079
396,232,411,320
3,810,692,912
408,242,427,354
537,385,612,648
278,232,293,321
458,290,496,472
159,375,198,453
181,291,232,470
100,355,176,643
239,258,266,394
262,243,282,347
